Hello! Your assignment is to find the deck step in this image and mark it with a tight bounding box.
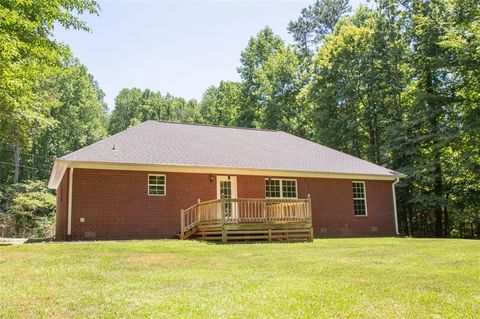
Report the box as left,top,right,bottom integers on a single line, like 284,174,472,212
187,224,313,243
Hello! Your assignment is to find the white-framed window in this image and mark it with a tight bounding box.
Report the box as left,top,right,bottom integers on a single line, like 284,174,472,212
148,174,166,196
265,178,297,198
352,181,367,216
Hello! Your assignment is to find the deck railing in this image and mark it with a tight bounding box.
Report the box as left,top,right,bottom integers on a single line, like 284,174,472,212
180,195,312,239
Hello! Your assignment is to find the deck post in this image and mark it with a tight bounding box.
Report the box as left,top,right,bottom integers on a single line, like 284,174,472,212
265,201,269,224
307,194,313,241
221,198,227,243
220,198,225,225
180,209,185,240
307,194,312,222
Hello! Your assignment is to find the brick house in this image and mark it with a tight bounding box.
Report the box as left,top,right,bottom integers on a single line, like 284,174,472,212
48,121,405,242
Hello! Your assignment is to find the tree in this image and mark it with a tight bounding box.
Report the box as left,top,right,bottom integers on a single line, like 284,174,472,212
300,0,479,238
0,0,99,182
302,7,390,159
33,59,108,179
236,27,308,133
200,81,241,126
0,180,56,238
288,0,350,56
0,58,108,184
237,27,285,128
252,46,307,134
108,88,200,135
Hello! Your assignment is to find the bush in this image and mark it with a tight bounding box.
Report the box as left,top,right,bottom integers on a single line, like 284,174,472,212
0,180,56,238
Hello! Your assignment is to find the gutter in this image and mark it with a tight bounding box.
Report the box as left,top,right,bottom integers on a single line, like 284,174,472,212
392,177,400,235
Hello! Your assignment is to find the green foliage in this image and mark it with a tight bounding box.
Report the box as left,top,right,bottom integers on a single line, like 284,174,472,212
0,1,105,238
0,58,109,183
303,10,380,158
297,0,480,237
0,180,55,238
236,27,286,128
108,88,200,135
234,27,309,134
0,0,99,145
288,0,351,55
199,81,241,126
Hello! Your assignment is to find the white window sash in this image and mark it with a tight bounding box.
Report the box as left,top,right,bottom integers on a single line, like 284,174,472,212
265,178,298,199
148,174,166,196
352,181,368,216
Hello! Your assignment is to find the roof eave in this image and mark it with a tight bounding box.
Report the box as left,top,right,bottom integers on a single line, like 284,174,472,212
48,159,68,190
49,159,405,185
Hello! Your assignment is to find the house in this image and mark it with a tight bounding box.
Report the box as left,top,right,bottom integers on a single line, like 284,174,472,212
48,121,405,242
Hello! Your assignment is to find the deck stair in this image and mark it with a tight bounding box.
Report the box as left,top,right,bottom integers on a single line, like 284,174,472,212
180,197,313,243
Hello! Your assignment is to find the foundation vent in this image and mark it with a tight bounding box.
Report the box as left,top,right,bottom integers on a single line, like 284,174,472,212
84,231,96,238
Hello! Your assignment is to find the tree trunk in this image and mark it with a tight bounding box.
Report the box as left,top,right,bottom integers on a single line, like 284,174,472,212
424,68,444,238
13,143,20,184
443,201,449,237
432,136,444,237
475,219,480,238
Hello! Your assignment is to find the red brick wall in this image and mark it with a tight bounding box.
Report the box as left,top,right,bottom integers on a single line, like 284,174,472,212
55,168,69,241
239,176,396,237
70,169,216,240
55,169,396,240
300,178,396,237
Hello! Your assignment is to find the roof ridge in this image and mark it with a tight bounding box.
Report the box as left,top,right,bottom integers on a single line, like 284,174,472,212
147,120,280,133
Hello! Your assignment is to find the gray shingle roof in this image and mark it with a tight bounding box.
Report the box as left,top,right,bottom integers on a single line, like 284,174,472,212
59,121,401,177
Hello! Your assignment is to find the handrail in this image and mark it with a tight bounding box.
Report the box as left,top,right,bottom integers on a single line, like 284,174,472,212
180,196,312,240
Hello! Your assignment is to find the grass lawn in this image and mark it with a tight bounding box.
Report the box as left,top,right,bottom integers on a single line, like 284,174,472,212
0,238,479,318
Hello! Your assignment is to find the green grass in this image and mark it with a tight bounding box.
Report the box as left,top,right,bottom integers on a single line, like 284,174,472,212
0,238,479,318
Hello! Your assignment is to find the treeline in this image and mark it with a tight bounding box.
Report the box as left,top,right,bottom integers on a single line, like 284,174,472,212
0,1,106,237
0,0,478,238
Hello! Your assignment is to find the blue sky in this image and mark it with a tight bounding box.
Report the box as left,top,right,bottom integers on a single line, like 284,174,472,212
55,0,366,109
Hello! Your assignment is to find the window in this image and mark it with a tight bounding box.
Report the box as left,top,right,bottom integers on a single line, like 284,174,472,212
265,179,281,198
148,174,166,196
265,179,297,198
352,181,367,216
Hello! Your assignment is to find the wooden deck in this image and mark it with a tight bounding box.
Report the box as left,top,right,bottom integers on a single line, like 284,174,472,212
180,197,313,243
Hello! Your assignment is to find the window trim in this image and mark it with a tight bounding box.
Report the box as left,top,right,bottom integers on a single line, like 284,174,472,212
264,178,298,199
148,174,166,196
352,181,368,216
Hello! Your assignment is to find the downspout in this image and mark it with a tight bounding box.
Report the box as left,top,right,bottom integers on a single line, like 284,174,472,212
67,167,74,239
392,177,400,236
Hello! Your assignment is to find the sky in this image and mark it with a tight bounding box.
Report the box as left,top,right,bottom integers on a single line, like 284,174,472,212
54,0,366,109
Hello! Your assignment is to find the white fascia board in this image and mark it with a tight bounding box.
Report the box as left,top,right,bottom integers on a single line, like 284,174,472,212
48,160,67,190
52,159,405,182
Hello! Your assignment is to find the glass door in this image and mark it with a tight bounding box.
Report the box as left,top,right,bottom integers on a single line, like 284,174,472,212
216,176,237,220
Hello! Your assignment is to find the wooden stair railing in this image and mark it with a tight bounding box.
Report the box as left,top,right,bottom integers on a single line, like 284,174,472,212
180,199,222,239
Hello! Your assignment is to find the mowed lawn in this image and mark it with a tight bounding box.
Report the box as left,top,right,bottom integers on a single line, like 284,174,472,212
1,238,479,318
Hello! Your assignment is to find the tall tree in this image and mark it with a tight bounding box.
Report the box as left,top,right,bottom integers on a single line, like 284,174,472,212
288,0,350,56
236,27,307,133
0,0,99,182
108,88,199,135
31,59,108,179
237,27,285,128
200,81,241,126
302,7,392,159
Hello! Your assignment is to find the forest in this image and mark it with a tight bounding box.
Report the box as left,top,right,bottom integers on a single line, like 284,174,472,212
0,0,478,239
